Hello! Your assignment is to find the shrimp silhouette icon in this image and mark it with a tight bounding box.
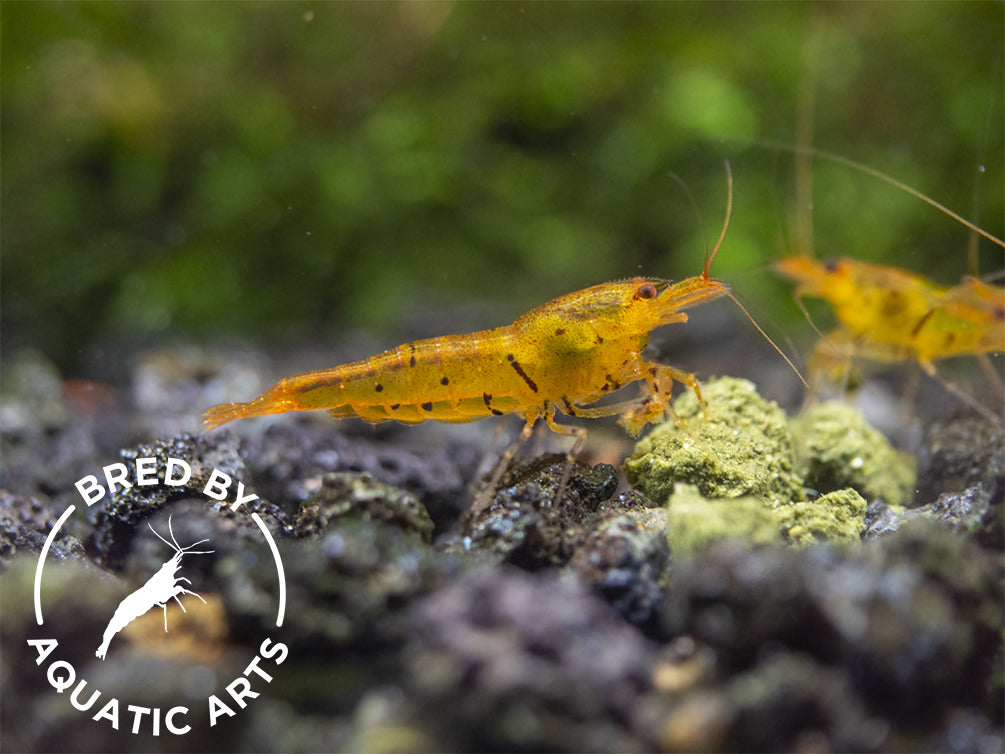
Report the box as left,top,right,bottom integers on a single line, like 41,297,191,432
96,516,215,660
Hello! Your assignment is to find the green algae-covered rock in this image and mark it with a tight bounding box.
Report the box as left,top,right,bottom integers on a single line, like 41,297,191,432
776,488,868,547
624,379,903,551
789,402,917,507
666,484,783,554
624,377,803,508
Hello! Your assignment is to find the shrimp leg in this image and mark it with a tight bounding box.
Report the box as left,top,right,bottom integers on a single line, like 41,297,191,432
471,403,589,517
567,361,707,434
470,417,539,518
542,405,588,509
548,363,707,507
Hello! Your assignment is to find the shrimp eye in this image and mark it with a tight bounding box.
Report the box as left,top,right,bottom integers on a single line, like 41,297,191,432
635,283,658,300
823,259,840,273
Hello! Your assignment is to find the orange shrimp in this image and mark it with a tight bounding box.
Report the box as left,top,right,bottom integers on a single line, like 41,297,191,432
775,255,1005,377
772,147,1005,391
203,165,799,505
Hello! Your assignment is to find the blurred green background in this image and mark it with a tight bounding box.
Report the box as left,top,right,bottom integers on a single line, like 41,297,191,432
2,2,1002,376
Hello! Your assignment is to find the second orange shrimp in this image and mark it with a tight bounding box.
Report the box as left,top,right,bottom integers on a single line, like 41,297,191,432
773,147,1005,391
203,165,798,504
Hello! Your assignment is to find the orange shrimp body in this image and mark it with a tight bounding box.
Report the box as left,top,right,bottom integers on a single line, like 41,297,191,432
775,254,1005,375
202,274,729,436
202,165,800,508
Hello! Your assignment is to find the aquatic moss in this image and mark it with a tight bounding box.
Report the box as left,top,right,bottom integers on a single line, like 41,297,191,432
789,401,916,507
624,377,803,508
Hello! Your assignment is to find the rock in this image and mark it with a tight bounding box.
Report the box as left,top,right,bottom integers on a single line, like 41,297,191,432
406,567,656,751
625,377,802,507
292,472,434,543
776,487,868,547
462,454,617,567
790,400,917,506
567,513,670,626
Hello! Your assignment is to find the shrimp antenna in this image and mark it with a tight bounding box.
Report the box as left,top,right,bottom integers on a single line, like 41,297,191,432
147,515,214,554
168,514,181,550
721,286,808,389
708,160,733,280
167,513,213,552
180,538,214,554
666,170,711,273
792,293,827,341
754,140,1005,250
710,160,808,388
149,516,180,552
666,160,734,281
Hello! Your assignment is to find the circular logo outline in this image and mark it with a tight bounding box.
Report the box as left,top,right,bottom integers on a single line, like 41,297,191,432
28,463,288,737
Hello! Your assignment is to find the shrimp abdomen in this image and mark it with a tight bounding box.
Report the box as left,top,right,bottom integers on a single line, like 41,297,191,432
203,328,533,430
